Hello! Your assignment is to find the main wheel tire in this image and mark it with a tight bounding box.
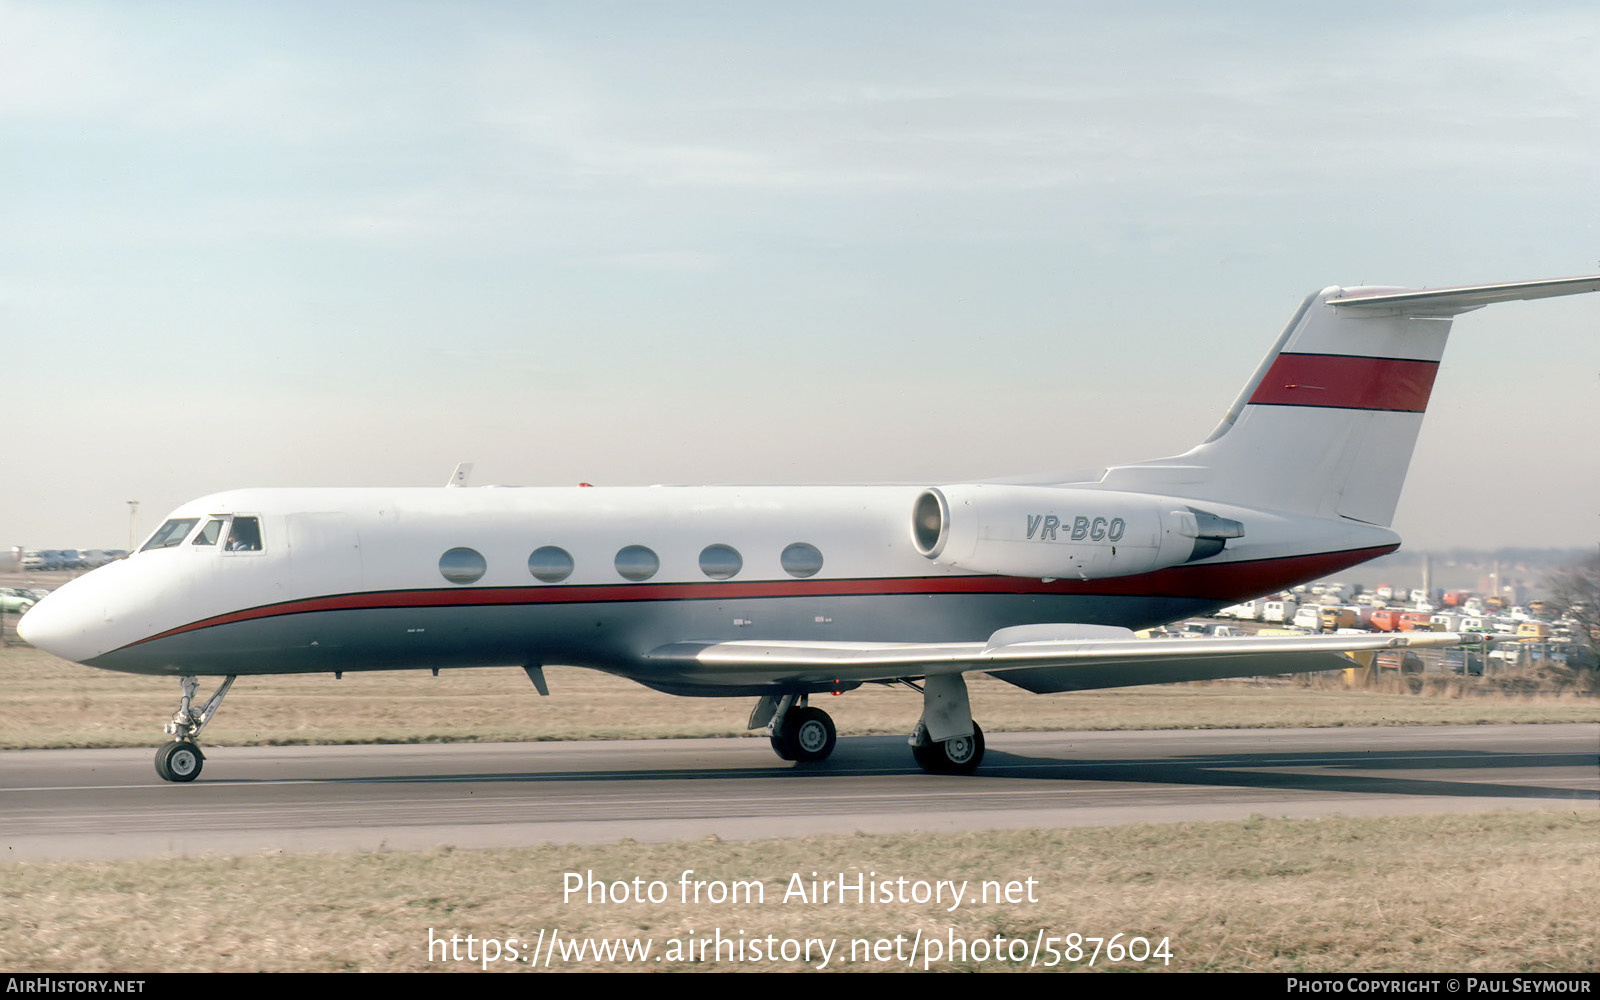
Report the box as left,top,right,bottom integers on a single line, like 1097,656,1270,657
155,741,204,782
912,722,985,775
776,707,837,763
910,722,939,771
770,733,795,761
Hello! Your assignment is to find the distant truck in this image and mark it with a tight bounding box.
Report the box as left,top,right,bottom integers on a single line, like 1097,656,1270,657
1262,600,1298,624
1317,581,1355,602
1218,599,1265,621
1319,607,1358,631
1397,612,1441,632
1369,609,1408,632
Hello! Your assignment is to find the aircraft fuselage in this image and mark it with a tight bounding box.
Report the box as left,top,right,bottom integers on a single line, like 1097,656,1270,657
32,484,1396,694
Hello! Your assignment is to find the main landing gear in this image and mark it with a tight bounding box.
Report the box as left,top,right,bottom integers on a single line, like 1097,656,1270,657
909,720,985,774
753,694,838,763
905,673,986,775
155,674,235,782
749,672,987,774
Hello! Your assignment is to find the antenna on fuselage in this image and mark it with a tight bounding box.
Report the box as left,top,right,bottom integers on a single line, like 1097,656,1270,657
445,462,474,488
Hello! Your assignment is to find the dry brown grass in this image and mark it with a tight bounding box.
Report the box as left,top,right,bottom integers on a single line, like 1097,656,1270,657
2,645,1595,750
1,811,1592,973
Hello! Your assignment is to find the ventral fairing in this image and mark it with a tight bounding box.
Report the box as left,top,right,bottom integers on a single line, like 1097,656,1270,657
21,275,1600,781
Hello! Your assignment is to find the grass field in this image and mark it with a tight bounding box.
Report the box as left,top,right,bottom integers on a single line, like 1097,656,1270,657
2,811,1593,972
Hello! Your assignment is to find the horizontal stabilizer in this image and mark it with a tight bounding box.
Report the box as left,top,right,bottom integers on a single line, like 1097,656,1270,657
1329,275,1600,315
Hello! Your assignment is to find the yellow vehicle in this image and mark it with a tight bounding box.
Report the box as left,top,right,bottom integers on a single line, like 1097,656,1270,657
1319,607,1358,630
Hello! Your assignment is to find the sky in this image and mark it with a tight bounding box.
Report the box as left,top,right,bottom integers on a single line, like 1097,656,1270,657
3,0,1597,552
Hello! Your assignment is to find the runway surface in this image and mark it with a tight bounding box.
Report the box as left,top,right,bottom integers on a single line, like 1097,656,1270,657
2,724,1595,861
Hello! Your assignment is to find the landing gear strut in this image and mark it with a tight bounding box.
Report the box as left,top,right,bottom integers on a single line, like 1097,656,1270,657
756,694,838,763
908,673,986,775
155,674,235,783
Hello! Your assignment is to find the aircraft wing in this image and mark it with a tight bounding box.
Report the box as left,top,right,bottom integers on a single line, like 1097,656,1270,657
645,626,1475,693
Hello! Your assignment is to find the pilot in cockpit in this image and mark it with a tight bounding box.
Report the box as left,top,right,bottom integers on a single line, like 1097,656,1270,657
225,516,262,552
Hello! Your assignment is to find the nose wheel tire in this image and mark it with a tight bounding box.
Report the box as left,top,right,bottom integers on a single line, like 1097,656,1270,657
772,706,837,763
155,741,204,782
912,722,984,775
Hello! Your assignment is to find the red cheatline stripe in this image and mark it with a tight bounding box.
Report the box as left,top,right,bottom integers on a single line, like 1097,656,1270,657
1247,353,1439,412
122,544,1397,649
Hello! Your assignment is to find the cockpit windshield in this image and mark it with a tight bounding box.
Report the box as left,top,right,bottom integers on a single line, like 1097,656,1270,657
192,519,226,546
141,518,200,551
225,516,262,552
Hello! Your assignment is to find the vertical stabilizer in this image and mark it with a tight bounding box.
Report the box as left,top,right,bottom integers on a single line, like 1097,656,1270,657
1094,276,1600,525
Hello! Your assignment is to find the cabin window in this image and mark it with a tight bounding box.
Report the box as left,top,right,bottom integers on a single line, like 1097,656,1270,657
141,519,199,551
192,519,226,546
528,546,574,583
614,545,659,582
439,547,486,584
780,542,823,578
225,516,263,552
698,544,742,580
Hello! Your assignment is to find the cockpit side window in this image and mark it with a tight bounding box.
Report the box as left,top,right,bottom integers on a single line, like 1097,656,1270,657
225,516,263,552
192,519,226,546
141,518,200,551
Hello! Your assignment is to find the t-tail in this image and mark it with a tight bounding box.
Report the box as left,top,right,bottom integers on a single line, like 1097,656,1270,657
1090,275,1600,525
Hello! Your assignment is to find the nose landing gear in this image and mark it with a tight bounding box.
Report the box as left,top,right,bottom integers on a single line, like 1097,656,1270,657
155,675,235,782
155,739,205,782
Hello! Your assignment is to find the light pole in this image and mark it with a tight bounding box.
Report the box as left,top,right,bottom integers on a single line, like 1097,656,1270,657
127,500,140,552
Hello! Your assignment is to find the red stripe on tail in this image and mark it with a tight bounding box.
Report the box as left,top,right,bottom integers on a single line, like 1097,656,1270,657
1247,353,1439,412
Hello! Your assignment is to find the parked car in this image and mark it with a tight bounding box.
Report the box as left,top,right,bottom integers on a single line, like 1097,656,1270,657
1442,649,1484,676
0,588,38,614
1375,650,1424,673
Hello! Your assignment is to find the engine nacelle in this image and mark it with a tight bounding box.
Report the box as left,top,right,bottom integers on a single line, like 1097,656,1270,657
912,484,1244,581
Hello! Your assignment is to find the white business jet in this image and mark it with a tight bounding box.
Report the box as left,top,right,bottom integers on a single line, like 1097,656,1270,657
21,275,1600,781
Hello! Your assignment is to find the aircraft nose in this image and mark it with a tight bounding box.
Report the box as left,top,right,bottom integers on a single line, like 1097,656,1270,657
18,576,112,664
